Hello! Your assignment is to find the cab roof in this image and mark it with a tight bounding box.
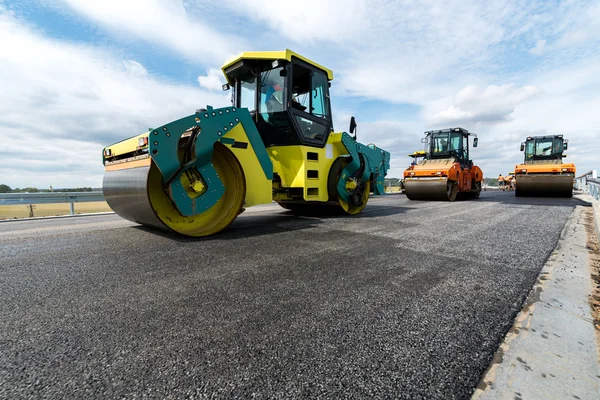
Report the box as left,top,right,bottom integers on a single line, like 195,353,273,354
220,49,334,83
425,127,470,135
525,134,564,141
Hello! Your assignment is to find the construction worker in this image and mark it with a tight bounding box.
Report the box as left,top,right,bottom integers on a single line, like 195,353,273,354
498,174,504,190
263,80,284,113
434,139,448,153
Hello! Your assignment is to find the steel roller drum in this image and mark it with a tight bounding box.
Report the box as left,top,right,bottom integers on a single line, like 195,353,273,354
102,163,168,231
404,177,450,200
515,174,574,197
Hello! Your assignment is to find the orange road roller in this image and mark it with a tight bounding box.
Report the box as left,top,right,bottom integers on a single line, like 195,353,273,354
403,127,483,201
514,135,575,197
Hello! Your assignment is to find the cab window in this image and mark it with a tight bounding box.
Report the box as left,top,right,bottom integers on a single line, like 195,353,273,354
449,132,462,152
259,67,285,114
290,67,329,119
239,76,256,112
310,72,329,120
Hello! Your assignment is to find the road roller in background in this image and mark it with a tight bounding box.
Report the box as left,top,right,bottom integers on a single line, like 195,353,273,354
403,127,483,201
514,135,575,197
101,50,391,237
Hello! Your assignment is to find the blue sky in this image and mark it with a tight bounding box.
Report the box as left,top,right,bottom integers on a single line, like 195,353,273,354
1,0,599,188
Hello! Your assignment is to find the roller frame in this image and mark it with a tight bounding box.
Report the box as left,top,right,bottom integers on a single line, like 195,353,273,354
147,106,272,217
336,133,390,204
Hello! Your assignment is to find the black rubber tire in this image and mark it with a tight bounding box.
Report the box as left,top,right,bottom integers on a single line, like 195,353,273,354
447,180,458,201
471,181,481,199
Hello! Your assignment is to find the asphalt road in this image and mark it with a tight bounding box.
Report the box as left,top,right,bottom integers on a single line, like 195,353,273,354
0,190,589,399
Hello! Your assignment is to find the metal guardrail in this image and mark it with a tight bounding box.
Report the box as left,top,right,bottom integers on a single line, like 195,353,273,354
588,178,600,201
0,191,105,216
575,170,597,191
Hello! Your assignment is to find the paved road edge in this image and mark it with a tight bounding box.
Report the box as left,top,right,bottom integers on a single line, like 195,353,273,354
471,203,600,400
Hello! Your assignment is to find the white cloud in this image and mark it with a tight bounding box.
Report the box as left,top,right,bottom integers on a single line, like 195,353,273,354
322,0,529,106
553,1,600,48
428,84,542,126
219,0,368,45
58,0,244,64
0,10,230,188
197,68,226,91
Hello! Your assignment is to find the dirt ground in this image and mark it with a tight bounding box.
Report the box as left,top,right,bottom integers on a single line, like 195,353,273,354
0,202,112,220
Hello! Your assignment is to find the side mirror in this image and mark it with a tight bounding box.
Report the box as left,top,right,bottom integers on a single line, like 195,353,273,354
222,83,230,91
473,137,478,147
563,141,568,150
520,143,525,151
349,116,357,134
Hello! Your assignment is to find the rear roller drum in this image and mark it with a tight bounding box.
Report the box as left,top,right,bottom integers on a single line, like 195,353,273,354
471,181,481,199
446,180,458,201
339,179,370,214
328,157,370,215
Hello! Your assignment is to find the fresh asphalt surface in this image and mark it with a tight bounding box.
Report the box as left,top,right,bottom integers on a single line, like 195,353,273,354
0,190,590,399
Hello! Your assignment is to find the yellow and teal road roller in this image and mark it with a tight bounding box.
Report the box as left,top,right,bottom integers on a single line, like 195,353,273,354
102,50,391,237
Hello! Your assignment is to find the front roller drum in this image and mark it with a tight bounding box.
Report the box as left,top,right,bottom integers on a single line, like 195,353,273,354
515,174,574,198
103,143,246,236
404,178,458,201
330,156,370,215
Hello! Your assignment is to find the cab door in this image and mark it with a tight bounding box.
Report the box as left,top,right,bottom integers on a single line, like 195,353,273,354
287,58,333,148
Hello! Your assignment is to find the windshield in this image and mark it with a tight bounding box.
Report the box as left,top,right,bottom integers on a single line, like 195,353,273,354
430,131,463,158
524,138,563,160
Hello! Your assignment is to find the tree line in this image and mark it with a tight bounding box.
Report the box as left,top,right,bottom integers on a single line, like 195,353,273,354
0,184,97,193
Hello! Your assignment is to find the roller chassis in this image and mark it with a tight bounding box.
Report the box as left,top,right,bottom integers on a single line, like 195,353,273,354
103,106,390,236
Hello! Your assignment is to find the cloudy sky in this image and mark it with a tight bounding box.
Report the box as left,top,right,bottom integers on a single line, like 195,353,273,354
1,0,599,189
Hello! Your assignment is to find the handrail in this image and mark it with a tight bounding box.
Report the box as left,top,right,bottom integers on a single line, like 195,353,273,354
575,169,598,193
576,170,597,179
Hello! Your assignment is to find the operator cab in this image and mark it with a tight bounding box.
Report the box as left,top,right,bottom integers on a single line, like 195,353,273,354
221,51,334,148
422,127,478,167
520,135,568,162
